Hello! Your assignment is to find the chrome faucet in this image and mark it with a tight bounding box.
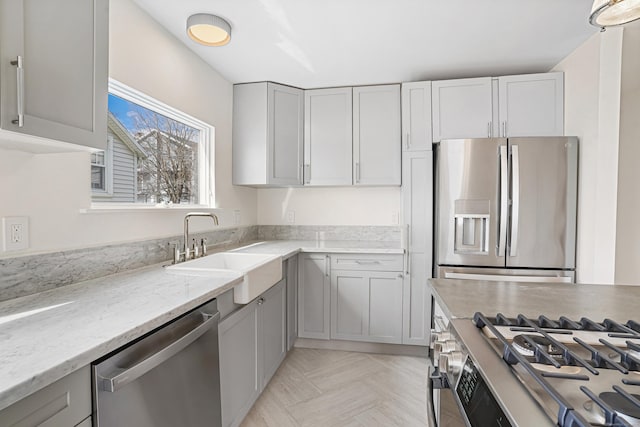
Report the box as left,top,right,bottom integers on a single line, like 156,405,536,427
174,212,219,263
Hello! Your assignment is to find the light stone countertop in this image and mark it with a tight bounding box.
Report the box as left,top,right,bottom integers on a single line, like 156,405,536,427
0,239,403,412
429,278,640,322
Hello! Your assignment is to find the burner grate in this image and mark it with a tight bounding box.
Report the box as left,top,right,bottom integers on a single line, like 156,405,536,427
474,312,640,427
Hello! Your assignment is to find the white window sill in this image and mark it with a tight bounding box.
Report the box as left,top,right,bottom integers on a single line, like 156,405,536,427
80,203,218,214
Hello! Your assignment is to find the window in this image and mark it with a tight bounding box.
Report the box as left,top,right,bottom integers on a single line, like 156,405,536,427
91,80,213,206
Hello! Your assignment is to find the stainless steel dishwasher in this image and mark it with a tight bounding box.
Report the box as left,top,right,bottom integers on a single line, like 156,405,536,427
92,299,221,427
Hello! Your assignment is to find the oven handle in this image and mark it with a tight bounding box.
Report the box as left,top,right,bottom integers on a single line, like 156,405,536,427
98,311,220,393
427,366,441,426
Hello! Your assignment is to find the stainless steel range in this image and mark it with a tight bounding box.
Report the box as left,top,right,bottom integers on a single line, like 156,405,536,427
431,312,640,427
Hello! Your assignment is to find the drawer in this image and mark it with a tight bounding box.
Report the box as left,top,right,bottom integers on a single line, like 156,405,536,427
330,254,403,272
0,366,91,427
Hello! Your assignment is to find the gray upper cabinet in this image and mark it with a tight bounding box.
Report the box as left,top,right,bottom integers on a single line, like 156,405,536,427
352,84,401,185
304,87,353,186
401,81,433,151
431,77,494,143
498,72,564,137
0,0,108,151
232,82,304,186
402,150,433,346
432,73,564,142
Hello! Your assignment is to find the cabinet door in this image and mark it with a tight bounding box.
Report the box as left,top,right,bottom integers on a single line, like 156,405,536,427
219,302,259,427
330,269,403,344
401,81,433,151
330,270,368,341
286,256,298,350
304,88,352,185
0,0,108,150
260,279,287,387
232,83,268,185
268,83,304,185
498,72,564,137
0,366,90,427
431,77,493,142
298,253,330,339
353,84,401,185
402,151,433,346
368,271,404,344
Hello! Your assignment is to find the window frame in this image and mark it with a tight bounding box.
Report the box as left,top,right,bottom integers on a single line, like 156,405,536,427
91,79,215,208
91,136,113,197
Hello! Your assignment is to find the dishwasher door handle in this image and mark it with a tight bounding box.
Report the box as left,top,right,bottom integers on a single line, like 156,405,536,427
99,311,220,393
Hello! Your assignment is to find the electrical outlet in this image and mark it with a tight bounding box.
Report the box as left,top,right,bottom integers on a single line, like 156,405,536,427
391,212,400,225
3,216,29,251
286,211,295,224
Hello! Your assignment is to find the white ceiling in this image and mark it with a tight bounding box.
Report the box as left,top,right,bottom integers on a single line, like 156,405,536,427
133,0,598,89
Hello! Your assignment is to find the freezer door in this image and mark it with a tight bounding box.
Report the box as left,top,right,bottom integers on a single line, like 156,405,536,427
437,138,508,267
506,137,578,269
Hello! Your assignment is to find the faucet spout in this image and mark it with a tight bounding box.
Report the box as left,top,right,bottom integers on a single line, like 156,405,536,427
181,212,219,262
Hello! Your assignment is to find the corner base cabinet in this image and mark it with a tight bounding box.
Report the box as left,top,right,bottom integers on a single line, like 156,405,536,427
219,279,286,427
298,253,405,344
298,253,331,339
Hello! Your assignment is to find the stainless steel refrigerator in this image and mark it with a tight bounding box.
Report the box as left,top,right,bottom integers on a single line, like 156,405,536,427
435,137,578,282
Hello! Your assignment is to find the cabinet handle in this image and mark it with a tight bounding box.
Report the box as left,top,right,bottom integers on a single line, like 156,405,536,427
502,121,507,137
304,164,310,184
354,260,381,265
257,297,265,305
405,225,410,275
487,122,491,138
355,162,361,184
397,274,404,279
325,255,329,277
10,56,24,127
405,132,410,150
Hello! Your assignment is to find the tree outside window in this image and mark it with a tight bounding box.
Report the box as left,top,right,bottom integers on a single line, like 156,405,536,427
91,81,212,206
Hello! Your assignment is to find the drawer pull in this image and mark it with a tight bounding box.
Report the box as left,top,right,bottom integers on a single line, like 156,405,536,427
354,260,381,265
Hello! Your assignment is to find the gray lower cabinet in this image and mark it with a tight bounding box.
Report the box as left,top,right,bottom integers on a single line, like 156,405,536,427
298,253,331,339
298,252,405,344
285,256,298,350
330,270,403,343
0,366,90,427
329,254,404,344
219,279,286,427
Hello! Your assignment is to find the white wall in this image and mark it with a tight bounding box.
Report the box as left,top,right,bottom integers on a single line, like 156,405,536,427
553,24,640,285
0,0,256,256
257,187,402,225
615,21,640,284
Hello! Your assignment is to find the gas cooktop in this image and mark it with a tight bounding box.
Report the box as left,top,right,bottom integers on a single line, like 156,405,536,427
474,313,640,427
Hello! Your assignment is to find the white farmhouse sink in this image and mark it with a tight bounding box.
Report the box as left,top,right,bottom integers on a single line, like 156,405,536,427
166,252,282,304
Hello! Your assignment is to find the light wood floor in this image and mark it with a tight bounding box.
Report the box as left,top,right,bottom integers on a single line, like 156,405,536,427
240,347,429,427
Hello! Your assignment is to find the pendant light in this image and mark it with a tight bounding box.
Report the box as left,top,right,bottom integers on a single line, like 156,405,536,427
186,14,232,46
590,0,640,28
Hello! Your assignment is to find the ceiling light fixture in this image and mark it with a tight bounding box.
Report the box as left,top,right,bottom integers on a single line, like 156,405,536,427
186,13,231,46
589,0,640,28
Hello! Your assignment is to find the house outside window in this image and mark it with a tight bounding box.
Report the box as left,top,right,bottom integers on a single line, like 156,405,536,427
91,80,213,206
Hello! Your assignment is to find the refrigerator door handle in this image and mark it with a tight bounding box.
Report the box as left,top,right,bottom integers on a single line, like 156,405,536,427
443,272,573,283
498,145,508,256
510,145,520,257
